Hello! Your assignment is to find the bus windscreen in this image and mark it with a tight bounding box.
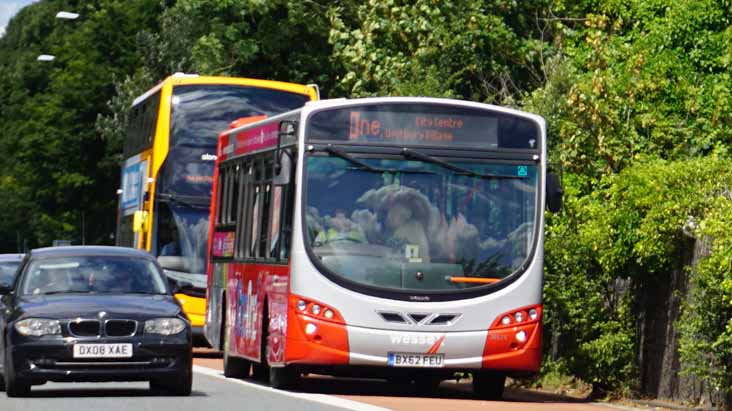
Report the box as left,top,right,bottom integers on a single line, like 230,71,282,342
306,103,540,150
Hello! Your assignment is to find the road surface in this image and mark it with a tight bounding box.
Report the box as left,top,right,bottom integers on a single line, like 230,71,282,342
0,350,631,411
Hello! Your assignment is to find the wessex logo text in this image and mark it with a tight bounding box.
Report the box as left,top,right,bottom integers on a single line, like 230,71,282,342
389,334,442,345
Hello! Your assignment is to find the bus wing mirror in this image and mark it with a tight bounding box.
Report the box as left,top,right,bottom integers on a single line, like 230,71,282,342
546,173,563,213
133,210,149,233
273,150,292,186
275,120,297,186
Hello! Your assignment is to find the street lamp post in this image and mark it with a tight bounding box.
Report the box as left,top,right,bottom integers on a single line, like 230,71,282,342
55,11,79,20
37,11,80,62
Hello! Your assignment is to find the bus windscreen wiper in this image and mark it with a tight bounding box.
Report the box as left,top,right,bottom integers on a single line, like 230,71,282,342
323,145,381,172
400,148,522,179
322,145,434,175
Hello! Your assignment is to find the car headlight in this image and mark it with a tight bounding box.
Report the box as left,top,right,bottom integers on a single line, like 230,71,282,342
144,318,186,335
15,318,61,336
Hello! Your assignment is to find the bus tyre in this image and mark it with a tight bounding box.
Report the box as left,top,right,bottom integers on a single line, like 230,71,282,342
269,365,300,390
224,351,250,379
252,303,270,382
472,373,505,400
223,300,250,378
4,349,30,397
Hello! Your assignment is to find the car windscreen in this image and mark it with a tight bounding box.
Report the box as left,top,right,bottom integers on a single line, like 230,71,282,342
0,261,20,285
18,256,168,296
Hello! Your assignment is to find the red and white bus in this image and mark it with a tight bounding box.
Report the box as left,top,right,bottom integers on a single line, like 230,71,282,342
205,97,561,399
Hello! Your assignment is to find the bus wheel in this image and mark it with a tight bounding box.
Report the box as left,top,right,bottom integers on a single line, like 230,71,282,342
472,373,505,400
252,302,269,381
269,365,300,390
223,300,250,378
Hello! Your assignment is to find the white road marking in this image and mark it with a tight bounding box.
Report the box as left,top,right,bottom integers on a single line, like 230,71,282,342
193,365,393,411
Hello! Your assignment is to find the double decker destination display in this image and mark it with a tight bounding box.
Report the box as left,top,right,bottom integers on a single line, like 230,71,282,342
306,103,540,150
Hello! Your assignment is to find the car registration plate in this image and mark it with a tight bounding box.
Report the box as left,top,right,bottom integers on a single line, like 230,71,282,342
73,343,133,359
387,352,444,368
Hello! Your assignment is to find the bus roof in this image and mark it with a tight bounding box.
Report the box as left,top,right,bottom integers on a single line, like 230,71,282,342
131,74,318,107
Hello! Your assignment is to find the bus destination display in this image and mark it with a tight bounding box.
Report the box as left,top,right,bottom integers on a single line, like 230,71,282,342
307,103,539,150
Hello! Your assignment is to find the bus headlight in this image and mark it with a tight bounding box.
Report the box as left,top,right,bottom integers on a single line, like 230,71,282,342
145,318,186,335
324,309,334,320
514,311,525,322
15,318,61,336
500,316,511,326
310,304,321,315
297,300,307,311
515,330,527,342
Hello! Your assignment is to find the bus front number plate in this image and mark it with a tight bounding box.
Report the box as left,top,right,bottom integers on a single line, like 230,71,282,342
387,352,444,368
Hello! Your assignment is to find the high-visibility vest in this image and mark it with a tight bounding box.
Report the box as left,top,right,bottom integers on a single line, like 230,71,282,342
315,227,365,244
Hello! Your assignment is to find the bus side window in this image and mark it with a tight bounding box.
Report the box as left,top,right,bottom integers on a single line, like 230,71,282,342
279,171,296,261
216,166,227,226
249,185,261,258
235,161,253,260
269,185,282,260
259,183,272,258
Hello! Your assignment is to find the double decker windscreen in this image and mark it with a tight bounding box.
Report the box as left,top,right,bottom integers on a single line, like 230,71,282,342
159,84,311,199
155,84,310,275
304,103,541,294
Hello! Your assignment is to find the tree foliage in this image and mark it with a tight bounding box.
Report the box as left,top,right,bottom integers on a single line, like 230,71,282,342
329,0,554,101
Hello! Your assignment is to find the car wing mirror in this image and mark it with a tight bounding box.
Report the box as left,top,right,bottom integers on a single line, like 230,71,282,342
169,279,194,295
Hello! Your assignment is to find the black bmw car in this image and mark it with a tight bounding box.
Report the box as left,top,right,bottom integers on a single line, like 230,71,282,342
0,246,192,397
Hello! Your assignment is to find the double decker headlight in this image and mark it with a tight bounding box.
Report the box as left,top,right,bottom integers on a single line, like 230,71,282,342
15,318,61,336
144,318,186,335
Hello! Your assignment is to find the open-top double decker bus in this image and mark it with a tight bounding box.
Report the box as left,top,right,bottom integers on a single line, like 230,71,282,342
116,74,318,343
205,97,561,398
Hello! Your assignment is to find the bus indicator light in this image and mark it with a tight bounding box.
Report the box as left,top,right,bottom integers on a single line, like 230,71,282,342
528,308,538,320
324,309,334,320
501,316,511,326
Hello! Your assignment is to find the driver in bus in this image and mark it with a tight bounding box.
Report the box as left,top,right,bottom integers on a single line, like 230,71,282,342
385,201,431,263
160,223,181,256
313,209,367,245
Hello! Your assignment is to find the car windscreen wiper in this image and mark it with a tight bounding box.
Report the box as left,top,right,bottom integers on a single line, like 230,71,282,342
400,148,523,179
37,290,89,295
321,145,435,175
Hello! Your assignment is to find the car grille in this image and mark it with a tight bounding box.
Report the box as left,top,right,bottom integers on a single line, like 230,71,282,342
69,320,101,337
67,319,138,337
105,320,137,337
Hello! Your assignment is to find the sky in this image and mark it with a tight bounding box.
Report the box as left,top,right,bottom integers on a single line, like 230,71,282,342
0,0,39,37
